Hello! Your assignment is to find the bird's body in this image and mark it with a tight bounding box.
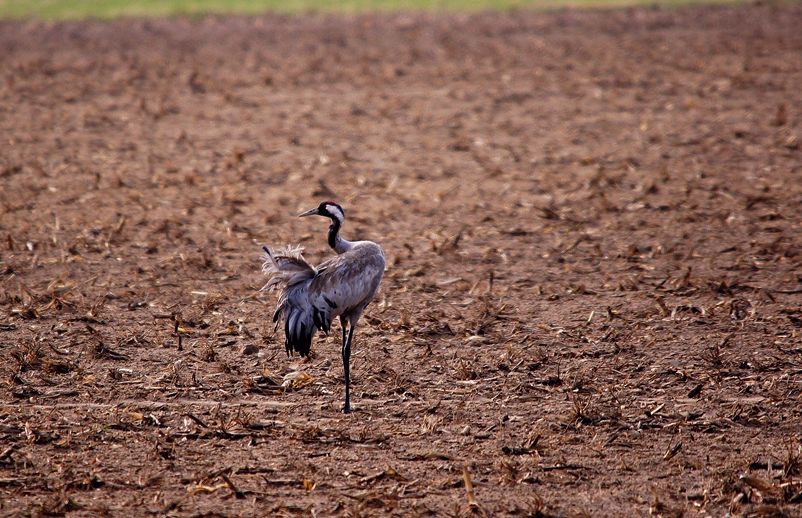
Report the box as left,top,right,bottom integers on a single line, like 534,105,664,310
262,202,385,413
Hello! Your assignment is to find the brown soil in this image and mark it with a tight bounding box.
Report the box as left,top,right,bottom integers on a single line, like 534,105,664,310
2,4,802,516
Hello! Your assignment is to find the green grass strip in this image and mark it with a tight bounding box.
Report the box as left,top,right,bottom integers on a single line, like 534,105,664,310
0,0,750,20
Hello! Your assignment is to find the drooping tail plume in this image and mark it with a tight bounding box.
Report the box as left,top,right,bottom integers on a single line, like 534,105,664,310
262,245,317,356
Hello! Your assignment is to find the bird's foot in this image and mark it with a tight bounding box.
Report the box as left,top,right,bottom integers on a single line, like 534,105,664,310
341,404,352,414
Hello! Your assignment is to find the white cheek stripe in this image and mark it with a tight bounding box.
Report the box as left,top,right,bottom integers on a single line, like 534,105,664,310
327,205,344,223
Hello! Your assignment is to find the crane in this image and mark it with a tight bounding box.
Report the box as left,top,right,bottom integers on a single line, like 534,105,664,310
262,201,385,413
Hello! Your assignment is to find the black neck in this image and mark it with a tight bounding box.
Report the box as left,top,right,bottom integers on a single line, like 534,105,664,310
327,219,341,250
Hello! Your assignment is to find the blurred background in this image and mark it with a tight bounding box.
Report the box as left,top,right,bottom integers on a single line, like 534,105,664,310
0,0,746,19
2,0,801,515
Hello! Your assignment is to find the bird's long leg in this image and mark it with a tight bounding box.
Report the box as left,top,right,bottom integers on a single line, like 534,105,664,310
342,324,355,413
341,320,348,361
339,317,348,411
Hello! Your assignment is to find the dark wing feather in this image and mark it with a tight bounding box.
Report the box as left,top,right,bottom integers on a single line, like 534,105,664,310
262,245,318,356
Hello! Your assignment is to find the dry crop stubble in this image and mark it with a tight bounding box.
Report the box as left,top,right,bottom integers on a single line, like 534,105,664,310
1,4,802,516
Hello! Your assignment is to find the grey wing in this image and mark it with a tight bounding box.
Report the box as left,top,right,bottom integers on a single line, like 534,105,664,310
308,245,385,329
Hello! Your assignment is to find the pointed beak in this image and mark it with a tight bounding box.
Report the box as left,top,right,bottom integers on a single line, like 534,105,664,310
298,207,320,218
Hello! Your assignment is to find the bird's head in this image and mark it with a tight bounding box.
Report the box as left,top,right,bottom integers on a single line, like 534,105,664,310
298,201,345,225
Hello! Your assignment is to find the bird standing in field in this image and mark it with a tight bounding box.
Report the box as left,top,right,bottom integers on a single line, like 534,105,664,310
262,201,385,413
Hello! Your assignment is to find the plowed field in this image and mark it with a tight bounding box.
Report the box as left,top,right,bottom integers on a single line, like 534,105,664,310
1,4,802,516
